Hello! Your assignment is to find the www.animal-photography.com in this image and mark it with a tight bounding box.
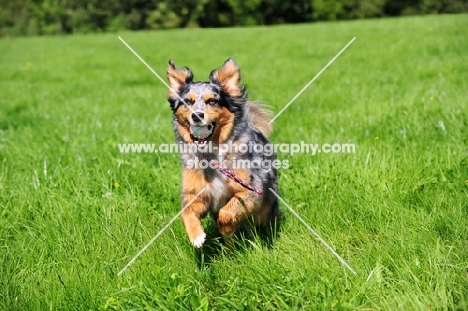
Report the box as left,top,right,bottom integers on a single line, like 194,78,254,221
1,2,467,310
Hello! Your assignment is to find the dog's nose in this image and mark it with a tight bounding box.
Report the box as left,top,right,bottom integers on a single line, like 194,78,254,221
191,112,204,122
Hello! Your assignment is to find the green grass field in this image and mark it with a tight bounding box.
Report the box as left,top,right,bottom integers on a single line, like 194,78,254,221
1,13,467,310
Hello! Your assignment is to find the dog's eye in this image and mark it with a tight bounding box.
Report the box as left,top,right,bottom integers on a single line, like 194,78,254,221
184,98,194,105
206,98,218,106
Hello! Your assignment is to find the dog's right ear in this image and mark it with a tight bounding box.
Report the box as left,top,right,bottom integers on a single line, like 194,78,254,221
166,60,193,98
209,59,242,97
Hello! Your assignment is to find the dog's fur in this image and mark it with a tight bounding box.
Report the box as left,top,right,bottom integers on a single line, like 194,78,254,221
166,58,280,248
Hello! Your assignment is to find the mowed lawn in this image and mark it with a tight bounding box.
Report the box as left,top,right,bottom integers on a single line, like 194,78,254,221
1,14,467,310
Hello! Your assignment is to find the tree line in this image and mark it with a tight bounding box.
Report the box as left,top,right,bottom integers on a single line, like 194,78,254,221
1,0,467,36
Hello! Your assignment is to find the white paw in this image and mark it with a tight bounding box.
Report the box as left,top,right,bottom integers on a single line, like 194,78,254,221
191,233,206,248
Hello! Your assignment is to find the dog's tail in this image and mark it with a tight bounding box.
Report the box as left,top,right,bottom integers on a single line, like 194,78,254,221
245,102,273,137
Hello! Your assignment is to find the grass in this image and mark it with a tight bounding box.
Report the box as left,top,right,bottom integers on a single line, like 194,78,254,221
1,13,467,310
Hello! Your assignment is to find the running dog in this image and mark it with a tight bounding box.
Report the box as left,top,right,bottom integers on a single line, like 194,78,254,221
166,58,280,247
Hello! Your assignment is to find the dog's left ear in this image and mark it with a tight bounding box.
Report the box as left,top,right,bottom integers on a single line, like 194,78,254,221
210,59,242,97
167,59,193,98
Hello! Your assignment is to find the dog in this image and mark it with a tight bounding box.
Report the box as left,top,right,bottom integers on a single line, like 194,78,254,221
166,58,280,248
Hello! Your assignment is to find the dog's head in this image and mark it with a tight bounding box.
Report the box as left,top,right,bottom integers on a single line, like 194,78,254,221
167,59,247,146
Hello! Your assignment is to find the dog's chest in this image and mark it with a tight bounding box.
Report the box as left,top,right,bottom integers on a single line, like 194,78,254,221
206,174,231,212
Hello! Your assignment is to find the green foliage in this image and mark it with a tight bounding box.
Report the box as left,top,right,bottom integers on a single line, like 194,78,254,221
1,0,468,36
146,3,181,29
339,0,386,19
106,14,130,32
312,0,343,20
71,8,94,33
225,0,264,25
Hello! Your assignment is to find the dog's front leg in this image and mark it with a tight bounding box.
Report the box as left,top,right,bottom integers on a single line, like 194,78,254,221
217,190,259,238
181,169,209,248
181,193,209,248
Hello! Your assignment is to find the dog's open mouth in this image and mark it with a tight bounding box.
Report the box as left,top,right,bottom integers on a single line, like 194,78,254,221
190,123,215,146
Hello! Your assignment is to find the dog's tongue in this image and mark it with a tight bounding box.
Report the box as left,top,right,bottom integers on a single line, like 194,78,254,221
190,124,213,139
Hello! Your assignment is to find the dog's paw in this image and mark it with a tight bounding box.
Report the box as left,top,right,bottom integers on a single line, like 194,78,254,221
190,232,206,248
217,210,237,236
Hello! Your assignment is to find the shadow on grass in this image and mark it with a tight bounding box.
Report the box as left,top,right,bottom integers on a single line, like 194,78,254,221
194,214,284,269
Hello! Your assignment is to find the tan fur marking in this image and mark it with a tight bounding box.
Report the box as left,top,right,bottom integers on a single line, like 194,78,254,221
210,106,234,144
174,107,192,142
203,93,214,102
211,60,241,97
182,169,208,198
167,63,191,97
188,92,196,102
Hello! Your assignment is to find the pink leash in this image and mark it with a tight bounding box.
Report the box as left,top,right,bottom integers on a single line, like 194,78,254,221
203,154,263,195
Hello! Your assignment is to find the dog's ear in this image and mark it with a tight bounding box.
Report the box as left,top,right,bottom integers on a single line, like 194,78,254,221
209,59,242,97
167,59,193,98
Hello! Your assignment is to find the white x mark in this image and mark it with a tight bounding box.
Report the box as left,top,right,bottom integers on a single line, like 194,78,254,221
116,36,357,276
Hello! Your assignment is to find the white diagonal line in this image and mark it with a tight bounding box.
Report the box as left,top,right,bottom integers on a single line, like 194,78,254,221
118,36,206,124
117,187,206,276
269,188,357,275
269,37,356,124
